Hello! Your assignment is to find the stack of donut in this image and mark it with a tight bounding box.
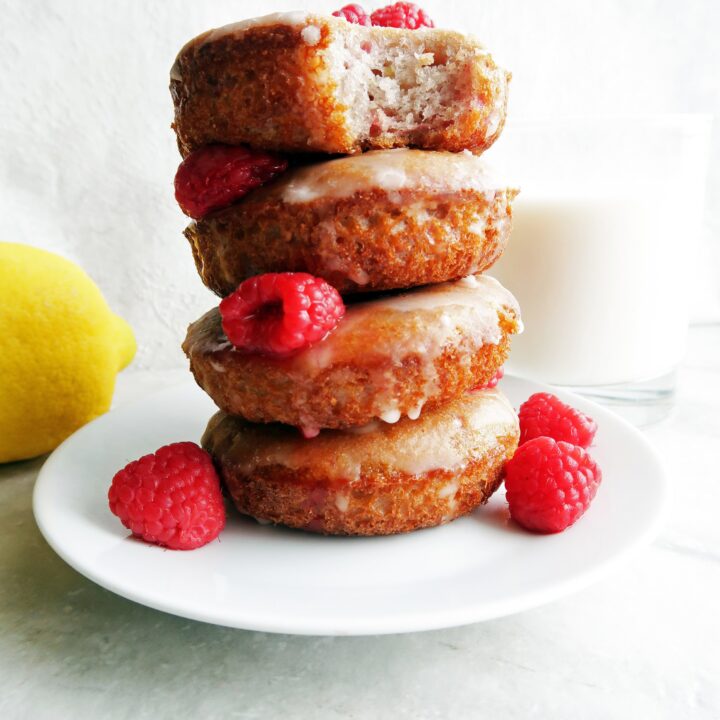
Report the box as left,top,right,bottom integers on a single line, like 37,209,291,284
170,8,523,536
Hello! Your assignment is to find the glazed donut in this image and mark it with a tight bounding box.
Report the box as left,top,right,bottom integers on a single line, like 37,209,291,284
183,274,521,435
170,12,509,156
202,388,520,536
187,149,518,296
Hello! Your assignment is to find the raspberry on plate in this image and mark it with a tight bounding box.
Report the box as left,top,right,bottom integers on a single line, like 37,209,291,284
219,273,346,357
504,436,602,533
519,392,597,448
174,144,287,219
332,4,372,25
370,2,435,29
108,442,225,550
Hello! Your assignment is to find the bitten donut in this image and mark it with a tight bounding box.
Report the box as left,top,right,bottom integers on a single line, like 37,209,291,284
202,388,520,536
170,12,509,156
183,274,521,435
187,149,518,296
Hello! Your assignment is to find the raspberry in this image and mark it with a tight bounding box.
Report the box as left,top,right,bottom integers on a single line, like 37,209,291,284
332,4,371,25
174,144,287,219
504,437,602,533
519,392,597,448
219,273,345,357
370,2,435,29
471,367,504,391
108,442,225,550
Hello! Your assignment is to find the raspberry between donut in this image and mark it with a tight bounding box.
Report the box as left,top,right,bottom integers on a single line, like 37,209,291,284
202,388,519,536
219,273,345,357
183,273,521,434
186,149,518,296
174,144,288,220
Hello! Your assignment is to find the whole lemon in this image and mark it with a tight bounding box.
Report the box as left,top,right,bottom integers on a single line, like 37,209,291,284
0,242,136,463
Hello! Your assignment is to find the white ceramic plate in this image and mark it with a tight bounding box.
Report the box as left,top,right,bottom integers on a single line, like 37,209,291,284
33,376,667,636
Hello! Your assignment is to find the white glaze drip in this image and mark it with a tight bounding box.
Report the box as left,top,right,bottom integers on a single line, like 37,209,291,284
300,25,321,46
171,12,318,81
189,274,521,427
281,150,505,204
307,274,516,423
209,389,518,483
407,403,424,421
205,12,311,41
375,274,513,314
380,408,402,424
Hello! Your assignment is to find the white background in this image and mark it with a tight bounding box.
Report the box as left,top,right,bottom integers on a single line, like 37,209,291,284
2,0,718,369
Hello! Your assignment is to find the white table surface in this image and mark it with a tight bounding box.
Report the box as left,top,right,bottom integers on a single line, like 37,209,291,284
1,326,719,720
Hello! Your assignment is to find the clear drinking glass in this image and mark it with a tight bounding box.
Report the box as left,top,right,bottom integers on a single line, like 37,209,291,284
486,115,712,425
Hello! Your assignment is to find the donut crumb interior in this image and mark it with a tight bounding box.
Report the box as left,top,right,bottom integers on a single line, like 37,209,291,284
327,30,478,142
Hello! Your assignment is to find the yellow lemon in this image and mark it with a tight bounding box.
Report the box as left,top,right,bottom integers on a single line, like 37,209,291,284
0,242,136,463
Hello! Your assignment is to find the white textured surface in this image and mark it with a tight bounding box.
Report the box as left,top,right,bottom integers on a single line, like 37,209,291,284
1,326,719,718
1,0,719,370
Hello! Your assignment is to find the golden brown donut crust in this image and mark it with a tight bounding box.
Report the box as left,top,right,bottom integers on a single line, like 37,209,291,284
183,275,520,432
170,15,509,156
214,441,516,536
202,392,520,536
172,21,345,156
187,185,517,296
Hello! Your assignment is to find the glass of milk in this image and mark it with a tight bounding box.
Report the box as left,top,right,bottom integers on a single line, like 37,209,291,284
486,116,711,424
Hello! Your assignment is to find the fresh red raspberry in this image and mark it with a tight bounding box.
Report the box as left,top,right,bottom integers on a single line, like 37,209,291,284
471,367,504,391
108,442,225,550
504,437,602,533
332,4,371,25
370,2,435,29
519,392,597,448
219,273,345,357
174,144,287,219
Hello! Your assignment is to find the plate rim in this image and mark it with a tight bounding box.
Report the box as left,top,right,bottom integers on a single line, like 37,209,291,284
32,375,669,636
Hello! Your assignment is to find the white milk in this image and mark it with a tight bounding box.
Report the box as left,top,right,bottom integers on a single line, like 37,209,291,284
486,116,711,388
493,192,689,385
